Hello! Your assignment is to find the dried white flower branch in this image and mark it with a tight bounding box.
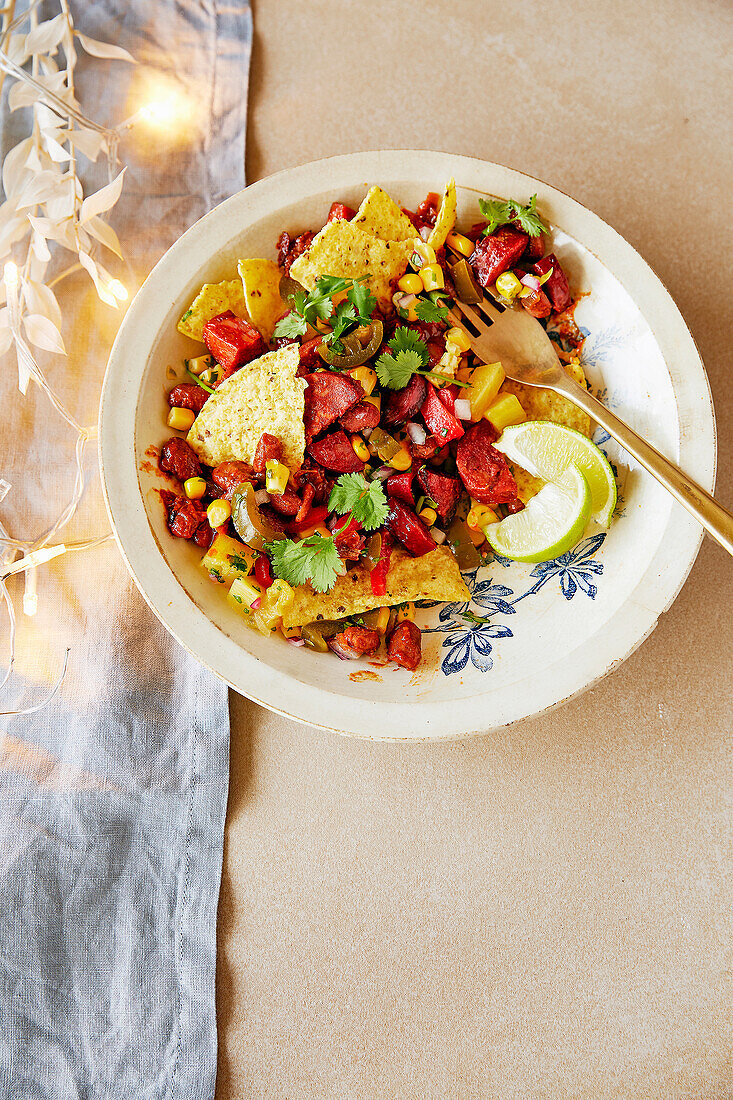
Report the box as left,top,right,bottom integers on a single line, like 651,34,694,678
0,0,133,713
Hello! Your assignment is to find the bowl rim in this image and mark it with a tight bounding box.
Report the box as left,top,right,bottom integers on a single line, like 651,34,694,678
99,150,716,741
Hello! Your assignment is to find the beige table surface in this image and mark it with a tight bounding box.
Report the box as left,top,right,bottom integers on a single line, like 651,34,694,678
216,2,733,1096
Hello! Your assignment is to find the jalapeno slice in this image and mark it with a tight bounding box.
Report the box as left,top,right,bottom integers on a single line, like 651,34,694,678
317,320,384,369
449,259,482,305
230,482,280,550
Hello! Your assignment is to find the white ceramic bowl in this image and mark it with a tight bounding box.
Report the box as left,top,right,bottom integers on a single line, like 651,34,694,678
99,151,716,740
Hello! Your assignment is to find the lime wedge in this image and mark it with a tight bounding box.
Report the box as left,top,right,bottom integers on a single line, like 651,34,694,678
494,420,617,527
486,465,592,563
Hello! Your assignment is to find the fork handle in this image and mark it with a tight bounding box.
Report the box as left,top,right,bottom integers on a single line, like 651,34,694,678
552,374,733,557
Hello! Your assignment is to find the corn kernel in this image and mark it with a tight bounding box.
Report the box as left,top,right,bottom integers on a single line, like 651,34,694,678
411,240,437,268
167,407,195,431
495,271,523,299
398,273,423,294
446,326,472,353
485,393,526,432
467,503,498,530
227,575,263,612
207,498,231,529
375,606,391,635
297,521,331,539
184,476,206,500
420,263,445,292
265,459,289,496
388,447,412,471
446,231,474,257
419,506,437,526
186,354,213,376
349,364,377,396
280,623,301,640
351,435,370,463
467,361,505,420
397,602,416,623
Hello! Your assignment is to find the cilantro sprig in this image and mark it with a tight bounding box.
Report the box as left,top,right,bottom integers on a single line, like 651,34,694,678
328,473,389,531
414,290,450,324
272,275,377,353
478,193,545,237
374,326,457,390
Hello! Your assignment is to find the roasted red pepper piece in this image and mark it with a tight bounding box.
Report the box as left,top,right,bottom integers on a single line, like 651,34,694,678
253,433,283,475
167,383,209,413
421,384,464,444
295,482,315,523
160,438,202,482
303,371,363,441
436,383,461,416
370,531,394,596
386,500,436,557
469,226,528,288
386,468,415,506
456,421,520,507
254,554,273,591
327,201,356,222
382,374,427,427
307,430,365,473
387,620,422,670
289,504,329,534
415,466,462,523
532,253,571,313
202,311,267,378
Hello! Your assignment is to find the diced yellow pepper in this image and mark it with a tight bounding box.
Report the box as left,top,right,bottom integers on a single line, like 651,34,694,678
420,263,445,292
265,459,290,496
485,393,526,432
398,273,423,294
411,240,437,268
186,354,213,376
456,365,473,384
374,606,391,635
250,578,295,635
227,575,263,613
201,533,256,585
495,272,523,299
207,498,231,529
199,366,221,386
351,435,370,463
296,521,331,539
167,407,195,431
184,477,207,500
349,364,377,396
446,326,471,353
445,231,474,257
280,623,301,640
465,361,505,420
388,447,412,471
419,506,437,526
397,602,416,623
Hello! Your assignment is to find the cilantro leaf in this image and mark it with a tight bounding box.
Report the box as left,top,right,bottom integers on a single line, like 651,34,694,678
272,309,308,340
374,326,433,390
328,473,389,531
269,533,345,593
389,326,430,364
347,280,377,323
415,293,450,324
328,300,358,345
478,193,545,238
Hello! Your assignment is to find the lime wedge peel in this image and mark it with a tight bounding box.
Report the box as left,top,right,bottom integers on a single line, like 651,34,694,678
494,420,617,528
486,465,592,564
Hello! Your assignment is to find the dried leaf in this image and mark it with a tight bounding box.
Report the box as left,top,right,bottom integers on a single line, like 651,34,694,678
79,169,125,225
84,215,123,258
2,138,33,199
16,169,62,209
22,280,62,329
24,14,66,57
31,230,51,262
69,128,106,162
76,33,135,64
0,309,12,357
23,312,66,355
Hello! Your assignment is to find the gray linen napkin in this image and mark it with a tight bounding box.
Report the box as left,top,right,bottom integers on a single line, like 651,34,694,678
0,2,251,1097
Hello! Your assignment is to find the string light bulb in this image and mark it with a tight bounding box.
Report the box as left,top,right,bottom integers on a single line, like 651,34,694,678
108,279,128,301
4,260,18,289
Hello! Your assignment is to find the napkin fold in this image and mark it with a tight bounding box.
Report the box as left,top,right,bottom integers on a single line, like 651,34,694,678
0,2,252,1096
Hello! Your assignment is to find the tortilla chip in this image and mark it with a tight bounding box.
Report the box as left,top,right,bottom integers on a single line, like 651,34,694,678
282,547,469,629
177,279,248,341
238,258,283,342
500,358,593,502
187,344,306,470
351,185,417,242
427,177,457,249
289,219,415,308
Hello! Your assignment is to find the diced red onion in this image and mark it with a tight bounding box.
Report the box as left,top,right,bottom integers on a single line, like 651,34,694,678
328,637,359,661
374,465,392,481
362,427,374,441
406,421,427,445
251,597,262,610
254,489,271,505
419,225,432,241
520,273,540,291
287,637,306,647
399,293,417,308
454,399,472,421
430,527,447,544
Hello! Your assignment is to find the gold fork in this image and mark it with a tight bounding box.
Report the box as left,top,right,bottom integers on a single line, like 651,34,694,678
446,288,733,557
